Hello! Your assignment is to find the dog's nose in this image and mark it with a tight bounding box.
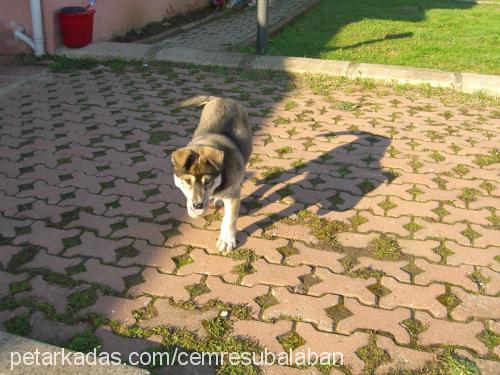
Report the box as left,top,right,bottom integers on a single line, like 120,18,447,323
193,202,204,210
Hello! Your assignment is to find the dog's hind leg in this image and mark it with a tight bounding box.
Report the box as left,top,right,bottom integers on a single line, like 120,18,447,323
217,196,240,252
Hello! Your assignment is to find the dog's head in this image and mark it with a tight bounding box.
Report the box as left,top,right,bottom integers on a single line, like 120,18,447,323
171,146,224,218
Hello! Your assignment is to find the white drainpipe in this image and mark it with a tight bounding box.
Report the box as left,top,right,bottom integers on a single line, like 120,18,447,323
13,0,45,56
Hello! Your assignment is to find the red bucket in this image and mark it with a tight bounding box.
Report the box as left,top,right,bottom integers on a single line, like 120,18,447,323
58,7,95,48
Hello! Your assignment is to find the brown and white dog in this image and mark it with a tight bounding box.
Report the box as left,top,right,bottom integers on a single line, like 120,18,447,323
171,96,252,252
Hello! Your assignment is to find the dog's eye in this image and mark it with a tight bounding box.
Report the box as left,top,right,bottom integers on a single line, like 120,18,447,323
183,178,192,184
203,179,211,187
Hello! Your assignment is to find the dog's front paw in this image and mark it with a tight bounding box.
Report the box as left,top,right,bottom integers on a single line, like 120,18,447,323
217,230,237,252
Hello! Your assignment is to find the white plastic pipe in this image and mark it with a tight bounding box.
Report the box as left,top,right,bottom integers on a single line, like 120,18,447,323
13,0,45,56
14,27,35,50
30,0,45,56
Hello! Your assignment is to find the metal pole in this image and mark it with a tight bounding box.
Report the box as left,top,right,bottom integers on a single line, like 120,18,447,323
256,0,269,55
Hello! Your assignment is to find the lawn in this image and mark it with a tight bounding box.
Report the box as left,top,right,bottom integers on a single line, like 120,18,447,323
240,0,500,74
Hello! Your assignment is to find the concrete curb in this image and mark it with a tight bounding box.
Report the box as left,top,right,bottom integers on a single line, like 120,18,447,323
0,331,148,374
56,43,500,97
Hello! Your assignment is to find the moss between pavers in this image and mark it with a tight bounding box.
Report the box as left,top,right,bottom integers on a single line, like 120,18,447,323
65,263,86,276
284,100,298,111
348,212,369,230
480,181,496,196
185,282,210,298
277,331,305,351
6,246,39,272
437,286,462,316
282,210,349,250
41,270,79,288
461,225,482,245
356,334,390,374
325,303,353,327
68,288,98,310
433,241,455,264
9,280,31,294
468,269,491,295
172,253,194,270
300,273,322,292
233,262,256,280
4,314,31,336
124,272,145,290
115,244,140,260
276,244,299,259
203,210,223,228
401,317,427,344
458,188,481,208
369,233,405,261
434,351,480,375
276,184,294,200
66,330,102,353
260,166,285,182
478,329,500,351
386,350,480,375
275,146,294,158
367,282,391,299
474,149,500,167
133,303,158,322
254,293,279,311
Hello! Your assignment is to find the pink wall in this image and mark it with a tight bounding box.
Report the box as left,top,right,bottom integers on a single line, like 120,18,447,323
0,0,211,54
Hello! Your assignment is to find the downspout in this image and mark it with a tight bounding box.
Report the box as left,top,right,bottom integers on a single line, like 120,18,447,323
13,0,45,56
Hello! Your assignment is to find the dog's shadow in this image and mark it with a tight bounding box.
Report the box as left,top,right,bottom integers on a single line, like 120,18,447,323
238,130,392,240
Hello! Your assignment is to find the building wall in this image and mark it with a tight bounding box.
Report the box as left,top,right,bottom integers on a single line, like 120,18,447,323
0,0,211,54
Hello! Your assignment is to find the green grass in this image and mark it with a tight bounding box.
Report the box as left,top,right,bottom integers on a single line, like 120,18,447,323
237,0,500,74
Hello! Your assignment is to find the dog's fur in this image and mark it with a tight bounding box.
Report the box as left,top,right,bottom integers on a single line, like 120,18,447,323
171,96,252,252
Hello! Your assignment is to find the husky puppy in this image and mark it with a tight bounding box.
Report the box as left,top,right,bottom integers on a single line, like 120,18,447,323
171,96,252,252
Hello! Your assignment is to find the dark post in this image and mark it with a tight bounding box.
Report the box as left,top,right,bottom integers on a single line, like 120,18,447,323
256,0,269,55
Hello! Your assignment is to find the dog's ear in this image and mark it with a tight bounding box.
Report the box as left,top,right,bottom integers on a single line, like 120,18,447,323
171,148,196,172
199,146,224,172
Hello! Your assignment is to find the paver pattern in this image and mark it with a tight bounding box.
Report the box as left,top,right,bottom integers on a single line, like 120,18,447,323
0,62,499,375
155,0,312,50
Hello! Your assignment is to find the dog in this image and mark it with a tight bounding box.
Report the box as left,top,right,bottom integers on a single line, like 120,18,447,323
171,96,252,252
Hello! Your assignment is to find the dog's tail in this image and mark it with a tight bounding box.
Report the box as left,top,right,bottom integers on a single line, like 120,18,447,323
172,95,217,109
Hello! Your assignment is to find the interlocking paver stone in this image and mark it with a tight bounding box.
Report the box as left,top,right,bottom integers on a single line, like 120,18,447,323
286,242,344,273
308,268,376,306
337,298,411,344
0,245,21,268
451,287,500,321
75,258,140,292
195,276,268,318
0,271,29,298
129,267,202,301
232,320,294,353
416,311,488,355
95,325,162,357
28,311,90,344
82,294,151,324
17,275,81,313
176,248,241,283
242,259,309,288
380,277,447,318
263,287,339,332
375,336,434,374
414,259,477,291
295,322,368,374
24,250,82,274
117,241,186,273
13,221,80,254
140,298,219,337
